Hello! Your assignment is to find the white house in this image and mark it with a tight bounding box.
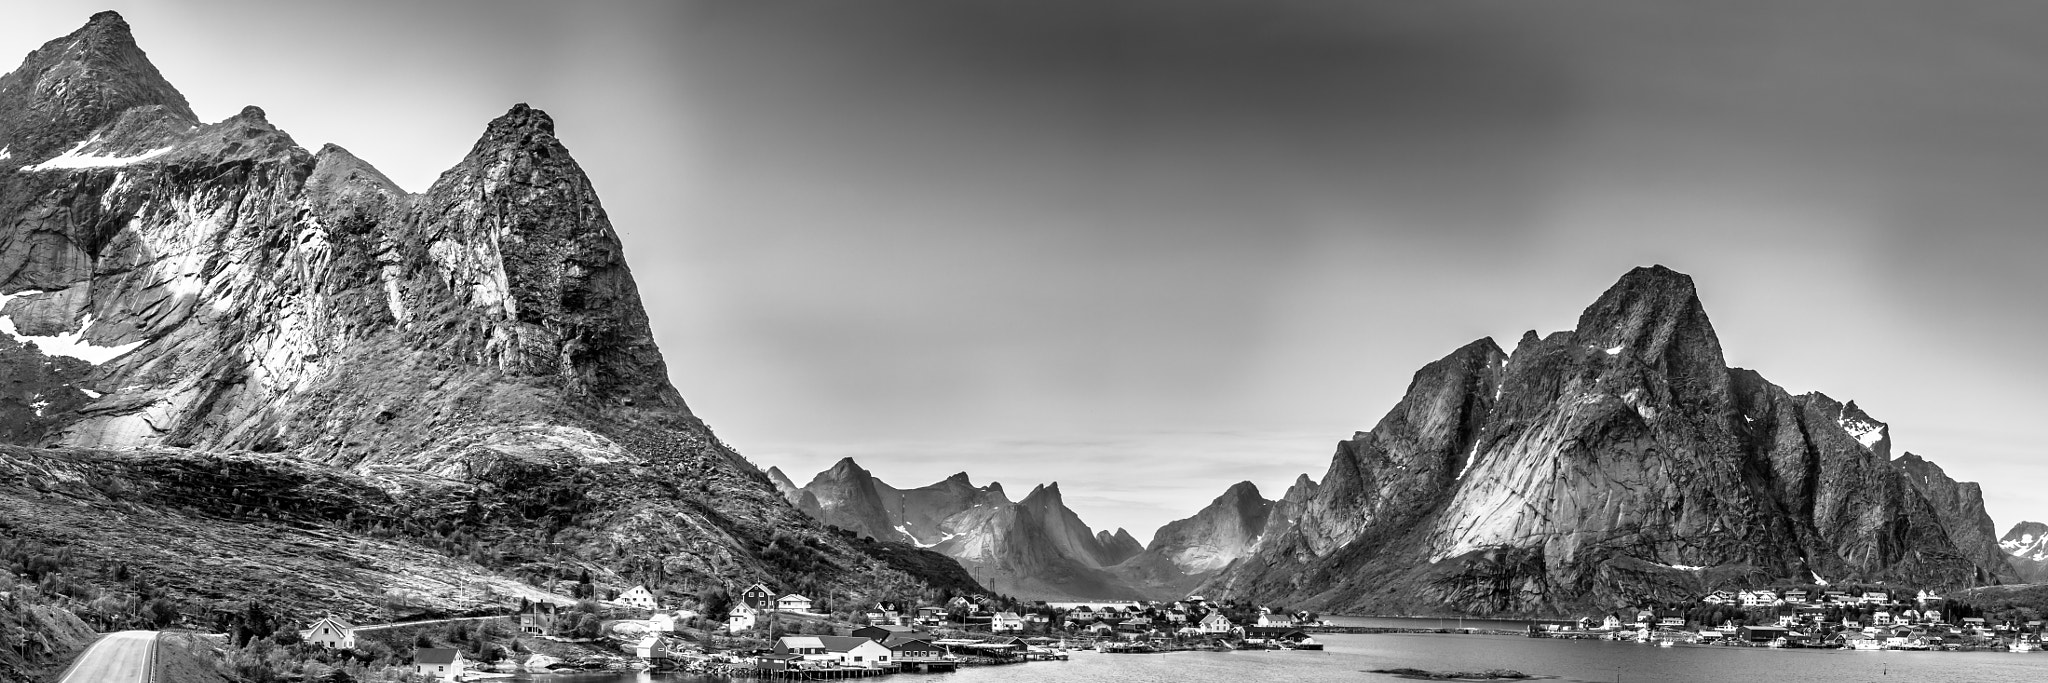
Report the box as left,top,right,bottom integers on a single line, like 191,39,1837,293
617,585,660,610
649,609,696,633
1862,592,1891,606
775,636,837,663
298,615,356,649
1198,613,1235,634
991,612,1023,633
727,604,758,634
1255,612,1292,627
1702,590,1733,605
1740,590,1777,608
777,594,814,613
819,636,894,668
413,648,465,681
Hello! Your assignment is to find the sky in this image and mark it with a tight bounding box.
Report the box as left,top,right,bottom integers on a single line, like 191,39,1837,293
9,1,2048,541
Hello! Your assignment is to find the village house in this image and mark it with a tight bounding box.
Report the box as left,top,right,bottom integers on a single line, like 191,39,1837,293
1198,613,1235,634
777,594,815,613
649,609,696,633
882,636,938,660
1822,590,1851,604
774,636,837,663
727,603,758,634
991,612,1024,633
519,602,560,636
1634,609,1656,625
1861,592,1891,606
1702,590,1734,605
1782,589,1809,604
298,615,356,649
1916,589,1944,606
915,606,945,626
739,583,778,610
1601,614,1624,630
634,635,673,660
1740,590,1776,608
818,635,894,668
852,624,919,641
1255,611,1292,627
413,648,465,681
616,585,660,610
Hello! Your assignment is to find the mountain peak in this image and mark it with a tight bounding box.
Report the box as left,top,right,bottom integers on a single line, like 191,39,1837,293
0,11,196,161
1221,480,1262,500
827,457,870,476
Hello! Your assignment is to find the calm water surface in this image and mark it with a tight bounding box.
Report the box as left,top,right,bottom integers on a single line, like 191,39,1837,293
512,627,2048,683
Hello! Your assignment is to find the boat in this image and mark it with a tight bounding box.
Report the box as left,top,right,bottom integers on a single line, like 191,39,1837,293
1295,637,1324,651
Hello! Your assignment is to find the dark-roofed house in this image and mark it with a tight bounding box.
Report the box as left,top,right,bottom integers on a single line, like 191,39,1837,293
882,636,938,659
852,624,918,641
739,583,777,610
1242,627,1309,644
817,635,894,668
413,648,465,681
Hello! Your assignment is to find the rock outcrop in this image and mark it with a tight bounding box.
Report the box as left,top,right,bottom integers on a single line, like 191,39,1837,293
0,12,980,626
1200,266,2017,615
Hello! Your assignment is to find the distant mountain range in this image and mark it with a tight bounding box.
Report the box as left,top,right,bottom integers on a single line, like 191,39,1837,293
781,266,2029,615
771,460,1147,600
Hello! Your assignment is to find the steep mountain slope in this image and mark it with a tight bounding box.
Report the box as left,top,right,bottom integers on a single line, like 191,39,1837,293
0,12,979,628
2001,521,2048,582
1200,266,2015,615
793,458,1145,599
1112,481,1275,597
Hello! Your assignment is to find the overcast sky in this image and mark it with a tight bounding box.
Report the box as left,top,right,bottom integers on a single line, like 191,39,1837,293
12,1,2048,541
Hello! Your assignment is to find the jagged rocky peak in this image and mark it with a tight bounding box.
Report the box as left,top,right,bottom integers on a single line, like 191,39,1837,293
401,102,685,407
308,143,406,207
1200,265,2015,616
1837,400,1891,453
0,11,196,163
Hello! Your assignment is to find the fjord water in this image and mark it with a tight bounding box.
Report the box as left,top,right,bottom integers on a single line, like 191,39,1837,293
525,631,2046,683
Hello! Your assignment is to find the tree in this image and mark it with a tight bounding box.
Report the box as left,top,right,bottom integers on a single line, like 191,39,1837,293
142,598,180,629
698,587,732,620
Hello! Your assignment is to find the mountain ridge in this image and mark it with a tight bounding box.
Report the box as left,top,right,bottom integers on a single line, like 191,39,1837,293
1188,265,2016,615
0,11,982,638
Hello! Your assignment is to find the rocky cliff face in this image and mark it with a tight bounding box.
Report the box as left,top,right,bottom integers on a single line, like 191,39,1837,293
1107,481,1276,597
1200,266,2016,615
792,458,1146,600
2001,521,2048,582
0,12,979,625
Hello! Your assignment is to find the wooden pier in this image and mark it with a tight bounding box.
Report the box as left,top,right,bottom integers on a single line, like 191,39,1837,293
760,665,897,680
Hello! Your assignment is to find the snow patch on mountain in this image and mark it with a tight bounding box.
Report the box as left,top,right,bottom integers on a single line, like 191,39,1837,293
0,294,144,364
19,135,175,171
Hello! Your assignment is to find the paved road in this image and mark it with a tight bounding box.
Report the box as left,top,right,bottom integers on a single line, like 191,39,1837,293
56,630,158,683
352,614,509,632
